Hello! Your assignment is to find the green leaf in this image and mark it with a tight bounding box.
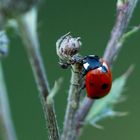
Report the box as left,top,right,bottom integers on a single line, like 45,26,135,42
85,72,129,127
120,25,140,44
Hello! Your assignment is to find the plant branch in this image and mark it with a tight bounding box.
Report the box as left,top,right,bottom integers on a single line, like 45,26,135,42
74,97,94,129
103,0,138,66
61,64,82,140
0,62,17,140
71,0,138,139
16,8,60,140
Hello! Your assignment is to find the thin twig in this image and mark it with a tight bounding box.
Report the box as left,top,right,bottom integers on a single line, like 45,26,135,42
0,62,18,140
71,0,138,140
16,8,60,140
74,97,94,130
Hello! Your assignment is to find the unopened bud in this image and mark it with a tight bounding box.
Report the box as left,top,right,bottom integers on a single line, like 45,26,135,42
56,32,81,61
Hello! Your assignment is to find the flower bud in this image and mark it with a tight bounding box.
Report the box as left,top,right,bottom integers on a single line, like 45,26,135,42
56,32,81,61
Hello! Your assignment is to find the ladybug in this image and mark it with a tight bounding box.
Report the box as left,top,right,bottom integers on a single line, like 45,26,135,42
82,55,112,99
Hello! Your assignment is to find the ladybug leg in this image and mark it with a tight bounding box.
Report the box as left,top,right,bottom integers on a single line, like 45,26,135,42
71,55,88,75
78,73,86,91
81,82,86,89
69,55,84,65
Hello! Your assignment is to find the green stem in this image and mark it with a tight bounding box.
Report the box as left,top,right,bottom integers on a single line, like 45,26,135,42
61,64,81,140
103,0,138,65
17,8,60,140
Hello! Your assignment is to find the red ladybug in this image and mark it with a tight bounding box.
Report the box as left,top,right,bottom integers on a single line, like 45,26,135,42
82,55,112,99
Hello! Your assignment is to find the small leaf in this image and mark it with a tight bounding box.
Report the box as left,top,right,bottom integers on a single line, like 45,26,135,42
120,25,140,44
47,78,63,104
85,68,131,127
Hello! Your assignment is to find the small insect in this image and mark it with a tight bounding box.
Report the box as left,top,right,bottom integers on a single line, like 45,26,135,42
82,55,112,99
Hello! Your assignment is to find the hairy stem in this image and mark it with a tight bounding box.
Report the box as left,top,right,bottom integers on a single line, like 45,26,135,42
0,62,17,140
17,8,60,140
103,0,138,65
71,0,138,139
61,64,81,140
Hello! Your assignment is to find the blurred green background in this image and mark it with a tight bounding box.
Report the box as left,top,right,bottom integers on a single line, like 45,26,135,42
2,0,140,140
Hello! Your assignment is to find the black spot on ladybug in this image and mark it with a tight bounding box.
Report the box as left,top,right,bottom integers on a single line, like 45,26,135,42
89,82,94,86
101,83,108,89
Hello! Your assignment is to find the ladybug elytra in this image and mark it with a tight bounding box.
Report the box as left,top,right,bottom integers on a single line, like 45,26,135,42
82,55,112,99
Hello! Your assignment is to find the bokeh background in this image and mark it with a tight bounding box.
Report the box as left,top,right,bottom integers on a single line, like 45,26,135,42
2,0,140,140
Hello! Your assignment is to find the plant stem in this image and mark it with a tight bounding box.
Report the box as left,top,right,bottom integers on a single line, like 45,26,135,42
103,0,138,66
17,8,60,140
69,97,94,140
70,0,138,140
74,97,94,129
61,64,81,140
0,62,18,140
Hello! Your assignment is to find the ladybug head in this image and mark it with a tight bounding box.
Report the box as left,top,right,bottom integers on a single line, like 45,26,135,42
82,55,101,76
